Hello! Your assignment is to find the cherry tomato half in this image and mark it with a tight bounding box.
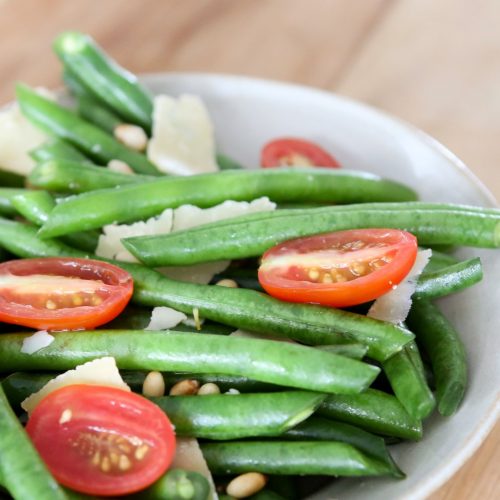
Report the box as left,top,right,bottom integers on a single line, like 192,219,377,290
26,385,176,497
0,258,133,330
260,137,340,168
258,229,418,308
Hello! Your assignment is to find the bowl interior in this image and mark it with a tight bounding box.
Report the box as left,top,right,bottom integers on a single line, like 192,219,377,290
143,73,500,499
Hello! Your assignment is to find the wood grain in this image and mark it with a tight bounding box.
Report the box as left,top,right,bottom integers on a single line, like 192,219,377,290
336,0,500,201
0,0,498,498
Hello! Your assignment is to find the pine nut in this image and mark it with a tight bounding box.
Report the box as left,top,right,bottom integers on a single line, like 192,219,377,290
226,472,267,498
169,379,199,396
198,382,221,395
215,278,238,288
142,371,165,397
107,159,134,174
114,123,148,152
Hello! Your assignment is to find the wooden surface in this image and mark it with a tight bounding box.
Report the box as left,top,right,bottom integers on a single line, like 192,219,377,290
0,0,498,498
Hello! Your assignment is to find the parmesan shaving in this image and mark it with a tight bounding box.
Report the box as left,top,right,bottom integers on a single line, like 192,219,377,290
20,330,54,355
21,357,130,415
145,307,187,330
368,249,432,324
96,198,275,284
147,94,218,176
0,102,48,175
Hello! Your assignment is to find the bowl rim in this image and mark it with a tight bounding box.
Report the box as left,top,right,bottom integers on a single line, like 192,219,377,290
140,71,500,499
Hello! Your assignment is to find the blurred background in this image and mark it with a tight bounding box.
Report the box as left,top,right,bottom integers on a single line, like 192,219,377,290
0,0,498,497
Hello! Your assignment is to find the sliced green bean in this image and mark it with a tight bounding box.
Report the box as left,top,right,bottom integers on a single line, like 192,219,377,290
30,138,92,165
0,188,29,216
216,152,244,170
54,32,153,130
407,300,467,416
151,392,325,440
415,258,483,299
0,330,380,394
0,385,68,500
11,191,99,253
129,468,211,500
201,441,395,477
0,168,25,188
283,416,403,478
0,218,415,362
382,342,435,420
318,388,423,440
29,159,150,193
16,84,159,175
123,203,500,266
36,168,418,237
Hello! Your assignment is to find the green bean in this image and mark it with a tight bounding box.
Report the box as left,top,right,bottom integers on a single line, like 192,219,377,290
0,188,30,216
316,343,369,360
423,249,458,273
123,203,500,266
16,84,159,175
29,159,150,193
216,152,244,170
11,191,99,253
30,138,92,165
414,258,483,299
54,32,153,131
407,300,467,416
62,67,89,97
282,416,403,478
0,168,25,188
318,388,423,440
0,330,380,394
1,371,279,412
200,441,396,477
248,490,287,500
0,385,68,500
129,469,211,500
382,342,435,420
36,168,417,237
151,392,325,440
76,94,122,134
0,217,415,361
1,372,55,411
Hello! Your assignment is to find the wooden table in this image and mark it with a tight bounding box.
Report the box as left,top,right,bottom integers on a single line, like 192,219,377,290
0,0,498,498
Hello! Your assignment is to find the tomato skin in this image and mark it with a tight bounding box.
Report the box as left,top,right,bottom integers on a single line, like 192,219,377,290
258,229,418,308
0,258,133,330
26,385,176,497
261,138,340,168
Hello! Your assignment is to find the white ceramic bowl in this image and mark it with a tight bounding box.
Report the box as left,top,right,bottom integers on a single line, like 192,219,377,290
141,73,500,499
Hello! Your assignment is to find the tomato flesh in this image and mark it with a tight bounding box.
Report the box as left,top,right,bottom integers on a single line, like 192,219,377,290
0,258,133,330
261,137,340,168
258,229,418,308
26,385,176,497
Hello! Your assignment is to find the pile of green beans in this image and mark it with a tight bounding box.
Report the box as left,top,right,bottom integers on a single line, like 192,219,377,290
0,29,494,500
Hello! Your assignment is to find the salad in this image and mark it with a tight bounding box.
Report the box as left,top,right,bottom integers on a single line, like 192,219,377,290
0,31,498,500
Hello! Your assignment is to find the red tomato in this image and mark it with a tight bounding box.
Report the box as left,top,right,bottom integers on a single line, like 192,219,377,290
260,138,340,168
258,229,417,308
26,385,176,496
0,258,133,330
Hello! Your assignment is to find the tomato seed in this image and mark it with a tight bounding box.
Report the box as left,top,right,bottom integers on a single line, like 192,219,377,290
134,444,150,461
119,454,132,471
